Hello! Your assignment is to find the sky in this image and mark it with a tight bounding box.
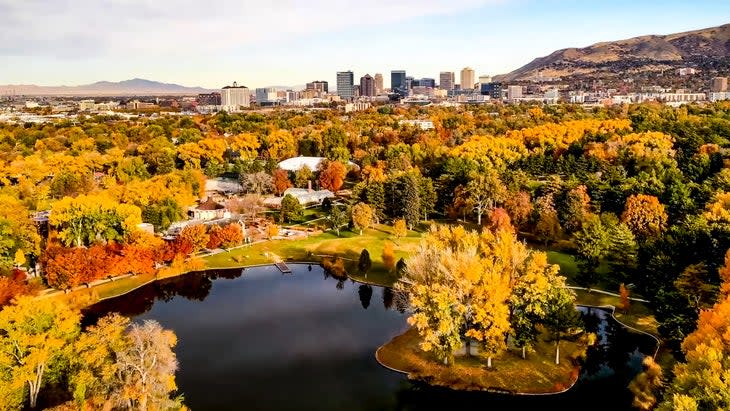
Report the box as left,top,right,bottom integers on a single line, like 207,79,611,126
2,0,730,89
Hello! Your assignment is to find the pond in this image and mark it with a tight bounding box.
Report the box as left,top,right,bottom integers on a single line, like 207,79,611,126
86,264,657,411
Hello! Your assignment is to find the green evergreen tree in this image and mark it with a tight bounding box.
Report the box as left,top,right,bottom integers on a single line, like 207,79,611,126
403,174,421,230
280,194,303,224
574,214,610,290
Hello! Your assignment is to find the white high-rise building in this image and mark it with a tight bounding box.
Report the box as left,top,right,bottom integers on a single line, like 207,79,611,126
221,82,250,112
460,67,475,90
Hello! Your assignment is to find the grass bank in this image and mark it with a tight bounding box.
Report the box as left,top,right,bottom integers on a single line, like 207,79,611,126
204,224,423,286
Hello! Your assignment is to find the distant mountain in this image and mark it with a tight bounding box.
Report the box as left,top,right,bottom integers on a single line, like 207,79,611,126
495,23,730,83
0,78,215,96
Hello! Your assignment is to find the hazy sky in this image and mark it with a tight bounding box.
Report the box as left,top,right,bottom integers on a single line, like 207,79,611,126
2,0,729,89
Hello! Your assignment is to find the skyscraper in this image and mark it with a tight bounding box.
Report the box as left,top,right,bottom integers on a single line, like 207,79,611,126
336,71,354,99
374,73,383,95
360,74,375,97
221,81,250,112
391,70,406,96
439,72,455,90
460,67,475,90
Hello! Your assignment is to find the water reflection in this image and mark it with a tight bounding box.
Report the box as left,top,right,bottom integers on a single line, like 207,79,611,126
85,264,657,411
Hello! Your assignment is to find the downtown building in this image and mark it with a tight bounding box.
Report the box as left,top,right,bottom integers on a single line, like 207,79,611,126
391,70,407,96
439,72,455,90
336,71,355,99
460,67,475,90
360,74,376,97
306,80,329,94
374,73,384,94
221,82,250,112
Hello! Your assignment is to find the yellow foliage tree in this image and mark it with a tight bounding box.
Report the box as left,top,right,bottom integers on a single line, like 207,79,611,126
621,194,668,240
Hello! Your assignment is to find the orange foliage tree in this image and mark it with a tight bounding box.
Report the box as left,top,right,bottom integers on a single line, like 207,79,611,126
272,168,293,196
318,160,347,192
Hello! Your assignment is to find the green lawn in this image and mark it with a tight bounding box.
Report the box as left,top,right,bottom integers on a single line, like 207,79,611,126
204,224,423,287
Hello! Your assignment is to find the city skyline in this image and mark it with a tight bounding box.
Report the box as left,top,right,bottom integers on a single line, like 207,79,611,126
2,0,730,89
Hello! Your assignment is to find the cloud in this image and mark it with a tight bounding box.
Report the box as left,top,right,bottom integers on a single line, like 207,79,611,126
0,0,504,58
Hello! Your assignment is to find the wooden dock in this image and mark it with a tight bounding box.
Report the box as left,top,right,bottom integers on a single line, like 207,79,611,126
275,262,292,273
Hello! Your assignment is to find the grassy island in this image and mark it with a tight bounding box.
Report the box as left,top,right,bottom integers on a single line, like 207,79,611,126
377,327,590,394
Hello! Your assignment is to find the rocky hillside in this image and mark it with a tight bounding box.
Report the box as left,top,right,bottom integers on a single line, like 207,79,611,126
496,24,730,83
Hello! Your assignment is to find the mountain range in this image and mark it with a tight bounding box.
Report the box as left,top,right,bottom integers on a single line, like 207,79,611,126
0,78,215,96
495,23,730,83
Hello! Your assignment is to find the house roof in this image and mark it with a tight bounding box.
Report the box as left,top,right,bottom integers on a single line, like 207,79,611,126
195,198,225,211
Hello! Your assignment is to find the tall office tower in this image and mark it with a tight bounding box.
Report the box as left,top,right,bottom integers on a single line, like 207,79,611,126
360,74,376,97
220,81,250,112
336,71,354,99
460,67,475,90
374,73,384,94
391,70,407,95
306,80,329,93
439,72,455,90
711,77,728,92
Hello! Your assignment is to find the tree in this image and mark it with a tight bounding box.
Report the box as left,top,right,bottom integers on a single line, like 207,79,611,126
382,241,396,273
218,223,244,248
402,173,421,230
266,223,279,239
327,205,348,237
240,171,274,195
561,185,592,233
534,195,561,246
397,225,573,367
272,168,292,195
629,357,664,411
13,250,25,268
419,177,437,221
608,222,638,284
0,297,81,409
658,295,730,411
574,214,610,290
50,194,142,247
114,320,180,411
619,283,631,313
351,203,373,235
280,194,303,224
318,160,347,192
142,197,183,231
674,263,716,312
70,313,130,409
621,194,668,240
178,224,209,253
467,171,507,225
358,249,371,276
294,165,314,188
504,191,533,229
544,286,582,365
393,219,407,241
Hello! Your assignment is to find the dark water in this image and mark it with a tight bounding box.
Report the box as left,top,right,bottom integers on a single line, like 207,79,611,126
86,264,657,411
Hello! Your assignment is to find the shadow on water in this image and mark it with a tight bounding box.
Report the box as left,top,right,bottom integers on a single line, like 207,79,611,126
84,264,658,411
